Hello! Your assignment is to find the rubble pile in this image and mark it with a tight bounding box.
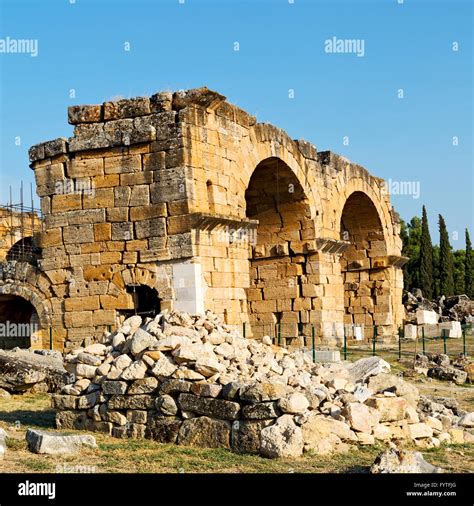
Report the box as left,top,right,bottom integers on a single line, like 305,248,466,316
404,291,474,324
53,311,474,458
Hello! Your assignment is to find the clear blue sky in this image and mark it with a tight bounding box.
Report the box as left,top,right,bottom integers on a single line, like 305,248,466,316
0,0,472,245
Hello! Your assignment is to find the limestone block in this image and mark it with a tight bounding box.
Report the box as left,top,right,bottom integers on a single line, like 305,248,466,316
64,296,101,312
111,222,134,241
104,155,141,174
63,225,94,244
416,310,438,325
107,207,129,222
92,174,119,188
40,228,63,248
439,321,462,338
68,104,102,124
135,218,166,239
52,194,82,213
83,188,114,209
130,204,167,221
404,324,417,340
143,151,166,171
67,158,104,178
93,223,112,241
130,185,150,207
104,97,151,120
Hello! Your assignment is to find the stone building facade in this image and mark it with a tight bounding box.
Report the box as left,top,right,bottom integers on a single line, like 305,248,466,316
3,87,406,350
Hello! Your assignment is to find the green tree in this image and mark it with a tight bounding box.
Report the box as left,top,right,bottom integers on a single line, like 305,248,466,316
453,249,466,295
432,244,440,297
419,206,434,298
401,216,422,292
465,229,473,298
438,214,455,296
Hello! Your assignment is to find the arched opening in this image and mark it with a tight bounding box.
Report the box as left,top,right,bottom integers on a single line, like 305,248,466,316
0,294,40,349
340,191,390,337
245,157,316,344
6,236,41,265
119,285,161,320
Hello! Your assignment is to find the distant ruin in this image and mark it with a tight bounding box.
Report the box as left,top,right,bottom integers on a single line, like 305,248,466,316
0,87,407,351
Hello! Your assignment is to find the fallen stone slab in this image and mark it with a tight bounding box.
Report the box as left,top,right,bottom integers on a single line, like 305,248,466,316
370,448,445,473
26,428,97,455
0,349,67,393
348,356,391,383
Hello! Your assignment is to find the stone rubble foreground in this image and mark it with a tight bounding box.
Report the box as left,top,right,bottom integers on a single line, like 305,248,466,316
53,310,474,458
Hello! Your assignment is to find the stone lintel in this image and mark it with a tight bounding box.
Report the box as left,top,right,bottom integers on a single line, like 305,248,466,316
315,238,350,255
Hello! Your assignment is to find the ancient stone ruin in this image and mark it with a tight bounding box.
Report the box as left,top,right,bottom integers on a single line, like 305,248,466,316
1,87,406,351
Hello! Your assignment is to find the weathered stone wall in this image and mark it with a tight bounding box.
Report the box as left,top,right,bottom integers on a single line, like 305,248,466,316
26,87,406,350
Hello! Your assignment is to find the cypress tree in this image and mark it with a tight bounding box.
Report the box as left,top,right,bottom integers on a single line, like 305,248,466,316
465,229,473,298
438,215,455,296
419,206,434,298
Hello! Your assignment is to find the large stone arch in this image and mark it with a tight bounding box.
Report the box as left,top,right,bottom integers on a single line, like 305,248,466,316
0,271,51,349
243,156,319,343
326,171,400,255
327,177,404,339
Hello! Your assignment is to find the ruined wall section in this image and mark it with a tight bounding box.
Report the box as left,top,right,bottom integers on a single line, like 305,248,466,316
28,92,214,350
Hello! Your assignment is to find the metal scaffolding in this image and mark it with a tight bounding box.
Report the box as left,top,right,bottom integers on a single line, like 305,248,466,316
0,182,42,264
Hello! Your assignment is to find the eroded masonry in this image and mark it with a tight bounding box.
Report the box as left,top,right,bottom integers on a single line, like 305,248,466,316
0,87,407,351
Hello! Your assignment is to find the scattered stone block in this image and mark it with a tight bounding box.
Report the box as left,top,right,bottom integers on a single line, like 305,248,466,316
26,428,97,455
416,310,438,325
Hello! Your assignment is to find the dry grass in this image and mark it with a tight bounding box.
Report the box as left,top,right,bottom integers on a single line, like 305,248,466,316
0,391,473,474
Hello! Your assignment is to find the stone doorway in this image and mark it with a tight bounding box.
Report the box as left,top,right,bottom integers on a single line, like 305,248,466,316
0,294,41,349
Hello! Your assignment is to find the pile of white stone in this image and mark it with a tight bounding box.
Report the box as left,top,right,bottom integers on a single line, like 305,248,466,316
53,310,474,458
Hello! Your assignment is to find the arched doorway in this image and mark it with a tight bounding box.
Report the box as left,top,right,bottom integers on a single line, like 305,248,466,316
340,191,391,337
6,236,41,265
0,294,41,349
245,157,316,344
